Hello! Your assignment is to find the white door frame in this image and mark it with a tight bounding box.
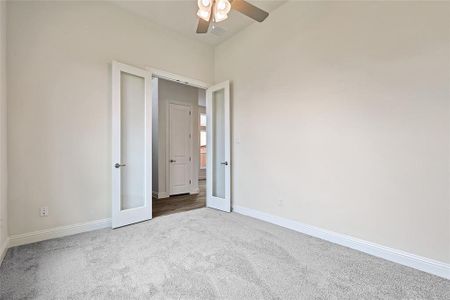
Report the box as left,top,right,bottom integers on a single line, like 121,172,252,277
112,61,152,228
206,80,231,212
147,67,209,199
166,101,194,195
147,67,209,90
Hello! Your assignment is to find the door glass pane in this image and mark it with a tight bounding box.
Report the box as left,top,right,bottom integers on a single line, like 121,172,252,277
120,71,146,210
200,130,207,169
212,88,225,198
200,113,207,127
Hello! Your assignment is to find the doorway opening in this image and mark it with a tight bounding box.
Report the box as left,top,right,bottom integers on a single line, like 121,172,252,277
111,61,230,228
151,77,207,217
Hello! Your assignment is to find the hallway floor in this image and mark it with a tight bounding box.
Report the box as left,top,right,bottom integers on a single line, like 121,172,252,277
152,180,206,218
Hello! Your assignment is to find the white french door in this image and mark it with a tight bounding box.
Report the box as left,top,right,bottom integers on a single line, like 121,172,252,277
206,81,231,212
112,61,152,228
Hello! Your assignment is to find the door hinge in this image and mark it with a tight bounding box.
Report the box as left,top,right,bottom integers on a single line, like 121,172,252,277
189,179,192,184
189,133,191,138
189,111,191,115
189,157,191,161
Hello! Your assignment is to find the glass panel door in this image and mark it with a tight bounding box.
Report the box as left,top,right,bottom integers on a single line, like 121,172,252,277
112,61,152,228
206,81,231,212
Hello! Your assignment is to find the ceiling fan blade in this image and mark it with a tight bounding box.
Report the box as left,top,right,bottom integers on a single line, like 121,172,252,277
231,0,269,22
196,17,211,34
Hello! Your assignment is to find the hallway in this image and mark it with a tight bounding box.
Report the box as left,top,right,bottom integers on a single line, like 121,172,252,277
152,180,206,217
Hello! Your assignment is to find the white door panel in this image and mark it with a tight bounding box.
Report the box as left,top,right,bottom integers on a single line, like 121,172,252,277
206,81,231,212
169,103,192,195
112,61,152,228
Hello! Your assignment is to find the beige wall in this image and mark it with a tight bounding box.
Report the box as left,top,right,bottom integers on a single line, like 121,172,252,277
215,1,450,263
7,1,214,235
0,0,7,251
5,0,450,266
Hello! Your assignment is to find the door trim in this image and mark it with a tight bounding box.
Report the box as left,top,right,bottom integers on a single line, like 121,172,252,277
166,101,194,195
148,68,209,198
147,67,209,90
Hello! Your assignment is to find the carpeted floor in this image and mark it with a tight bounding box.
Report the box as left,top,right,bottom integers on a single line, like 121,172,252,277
1,208,449,299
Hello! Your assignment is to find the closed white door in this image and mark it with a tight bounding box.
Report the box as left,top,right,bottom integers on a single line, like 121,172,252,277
112,61,152,228
169,103,192,195
206,81,231,212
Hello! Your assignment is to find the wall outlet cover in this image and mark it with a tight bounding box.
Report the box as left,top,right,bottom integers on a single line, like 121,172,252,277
40,207,49,217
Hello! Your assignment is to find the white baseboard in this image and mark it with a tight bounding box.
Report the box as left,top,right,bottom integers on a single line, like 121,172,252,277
153,191,170,199
152,191,170,199
233,205,450,280
8,218,111,248
190,188,200,195
0,236,9,264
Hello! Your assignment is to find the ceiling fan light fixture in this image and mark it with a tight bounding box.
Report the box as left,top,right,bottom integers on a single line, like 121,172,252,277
196,0,269,34
197,0,212,21
216,0,227,10
198,0,212,10
197,9,211,21
214,0,231,23
214,12,228,22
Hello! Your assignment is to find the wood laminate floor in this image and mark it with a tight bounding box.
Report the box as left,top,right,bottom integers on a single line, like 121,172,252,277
152,180,206,217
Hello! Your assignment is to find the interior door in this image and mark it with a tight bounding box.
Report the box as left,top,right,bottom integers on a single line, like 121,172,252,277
206,81,231,212
169,103,192,195
112,61,152,228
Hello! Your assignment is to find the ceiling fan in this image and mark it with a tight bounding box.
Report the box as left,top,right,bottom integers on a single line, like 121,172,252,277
196,0,269,34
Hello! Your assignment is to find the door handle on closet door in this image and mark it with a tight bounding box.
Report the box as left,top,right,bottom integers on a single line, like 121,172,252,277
170,159,176,163
220,161,228,166
114,163,126,168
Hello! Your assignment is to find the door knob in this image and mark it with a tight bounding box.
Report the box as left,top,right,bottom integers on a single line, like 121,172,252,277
170,159,176,163
220,161,228,166
114,163,126,168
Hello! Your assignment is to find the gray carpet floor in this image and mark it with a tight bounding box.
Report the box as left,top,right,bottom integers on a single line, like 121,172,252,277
1,208,449,299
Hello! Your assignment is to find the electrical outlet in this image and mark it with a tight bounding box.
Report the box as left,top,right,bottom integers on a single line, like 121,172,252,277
40,207,49,217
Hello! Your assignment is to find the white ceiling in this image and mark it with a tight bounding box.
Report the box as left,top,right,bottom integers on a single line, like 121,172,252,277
110,0,286,45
